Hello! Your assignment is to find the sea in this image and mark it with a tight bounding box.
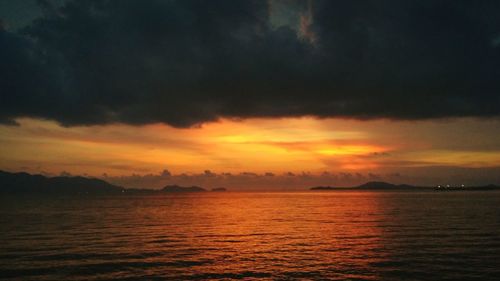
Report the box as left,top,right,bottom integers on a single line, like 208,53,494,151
1,191,499,280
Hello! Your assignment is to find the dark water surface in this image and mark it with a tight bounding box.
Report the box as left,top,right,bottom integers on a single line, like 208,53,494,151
1,191,499,280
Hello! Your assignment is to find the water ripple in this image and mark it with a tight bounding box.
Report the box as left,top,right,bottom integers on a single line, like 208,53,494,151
1,191,499,280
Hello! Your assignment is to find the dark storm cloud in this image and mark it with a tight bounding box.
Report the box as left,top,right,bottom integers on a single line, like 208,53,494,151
1,0,500,127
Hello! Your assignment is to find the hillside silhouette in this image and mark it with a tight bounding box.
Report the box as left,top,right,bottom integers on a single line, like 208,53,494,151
0,170,123,195
310,181,500,191
0,171,210,195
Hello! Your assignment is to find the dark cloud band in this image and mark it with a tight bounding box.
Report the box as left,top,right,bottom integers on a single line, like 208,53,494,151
1,0,499,127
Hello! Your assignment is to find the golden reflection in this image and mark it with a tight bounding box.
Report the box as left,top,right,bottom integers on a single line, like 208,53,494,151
172,192,388,277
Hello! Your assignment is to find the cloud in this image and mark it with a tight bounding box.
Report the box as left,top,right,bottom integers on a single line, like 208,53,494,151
160,169,171,177
1,0,500,127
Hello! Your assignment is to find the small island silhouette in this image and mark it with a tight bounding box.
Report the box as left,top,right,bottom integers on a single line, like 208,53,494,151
162,185,206,193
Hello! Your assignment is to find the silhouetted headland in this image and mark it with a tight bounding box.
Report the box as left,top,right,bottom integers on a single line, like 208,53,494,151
0,170,208,195
310,181,500,191
211,187,227,192
0,170,123,195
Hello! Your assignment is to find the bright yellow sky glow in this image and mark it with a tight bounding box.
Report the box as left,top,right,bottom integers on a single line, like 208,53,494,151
1,117,500,178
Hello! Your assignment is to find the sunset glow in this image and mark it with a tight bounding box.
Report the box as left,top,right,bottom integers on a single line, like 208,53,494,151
1,117,499,188
2,1,500,280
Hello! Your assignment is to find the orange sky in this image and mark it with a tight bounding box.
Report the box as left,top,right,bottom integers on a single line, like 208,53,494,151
1,117,500,187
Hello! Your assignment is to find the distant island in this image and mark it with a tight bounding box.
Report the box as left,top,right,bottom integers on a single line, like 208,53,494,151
211,187,227,192
162,185,206,193
310,181,500,191
0,170,219,195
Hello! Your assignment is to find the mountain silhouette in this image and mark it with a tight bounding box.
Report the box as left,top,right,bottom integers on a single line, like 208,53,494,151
0,170,123,195
310,181,500,191
0,170,216,195
310,181,418,190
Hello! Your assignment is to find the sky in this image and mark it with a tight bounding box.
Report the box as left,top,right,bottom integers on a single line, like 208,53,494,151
1,0,500,189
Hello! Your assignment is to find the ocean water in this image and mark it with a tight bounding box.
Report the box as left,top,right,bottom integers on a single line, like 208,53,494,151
1,191,499,280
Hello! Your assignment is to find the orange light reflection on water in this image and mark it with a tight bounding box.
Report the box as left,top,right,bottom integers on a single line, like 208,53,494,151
149,192,389,278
